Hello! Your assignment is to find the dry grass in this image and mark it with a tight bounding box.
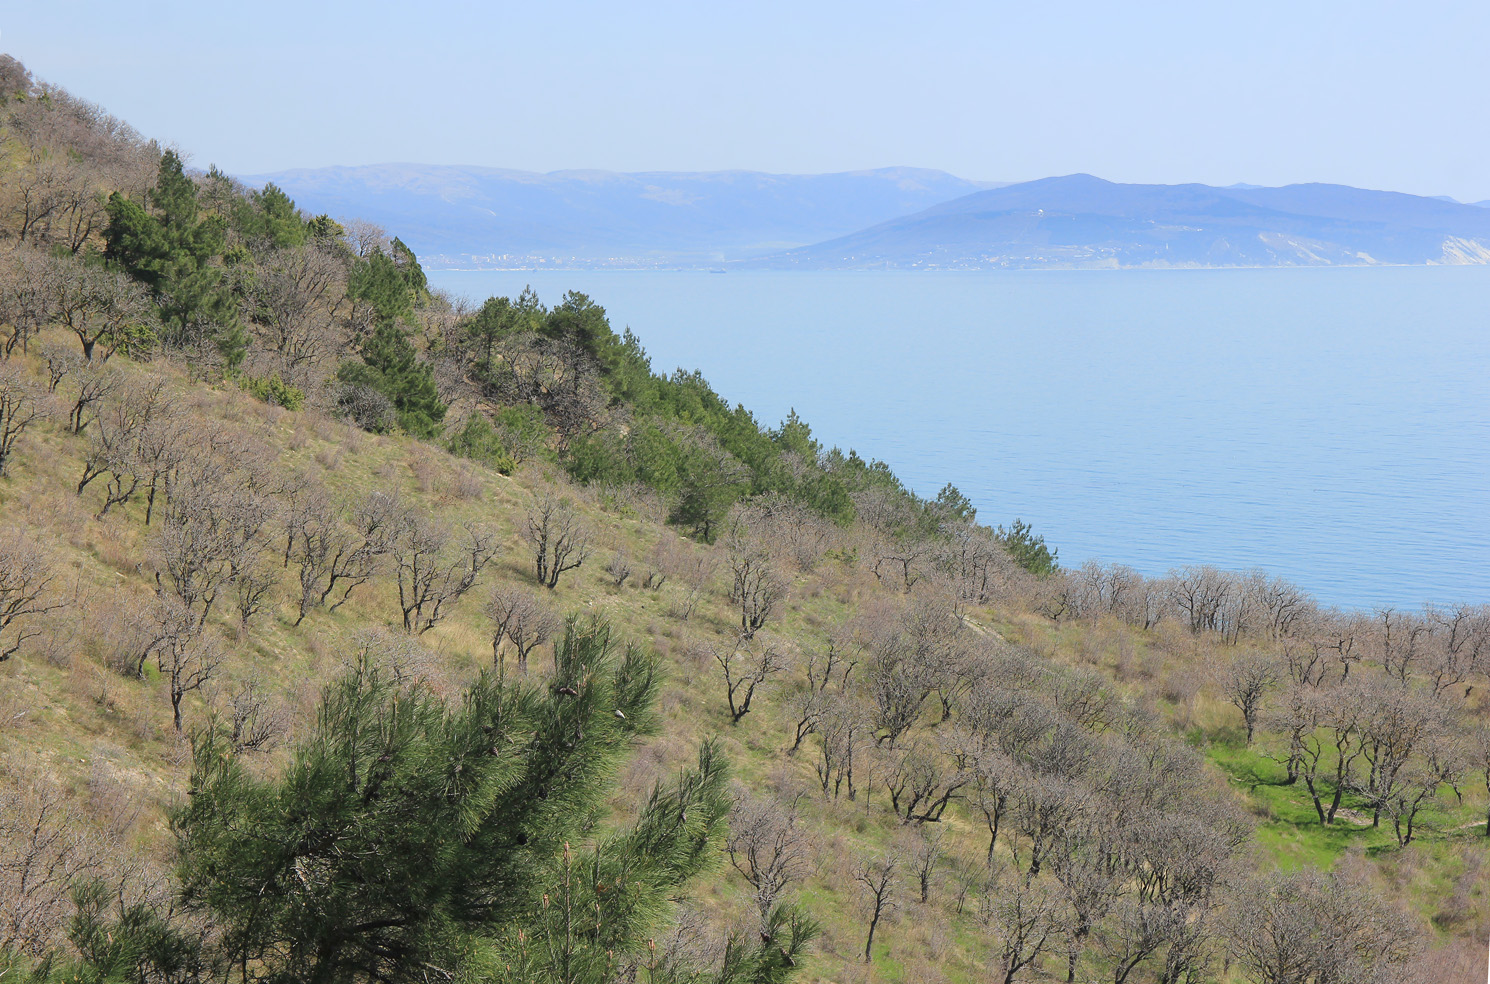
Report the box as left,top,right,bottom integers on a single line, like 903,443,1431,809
0,336,1485,983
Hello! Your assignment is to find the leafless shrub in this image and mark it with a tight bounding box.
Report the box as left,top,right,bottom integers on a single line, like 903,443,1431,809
665,547,717,622
605,550,633,589
445,466,484,501
642,535,681,591
734,494,836,573
350,626,438,688
408,449,439,493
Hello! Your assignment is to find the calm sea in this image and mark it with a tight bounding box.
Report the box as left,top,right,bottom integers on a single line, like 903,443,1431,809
426,267,1490,610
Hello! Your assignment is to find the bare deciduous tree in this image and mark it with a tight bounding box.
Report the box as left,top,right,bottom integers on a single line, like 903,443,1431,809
1223,868,1420,984
909,827,946,904
789,638,857,754
727,531,786,640
0,775,106,955
485,585,559,672
605,550,632,588
0,361,46,477
217,676,285,753
0,247,57,358
815,694,869,800
146,598,226,731
75,375,170,507
66,360,116,435
1167,565,1232,635
392,511,496,633
939,522,1021,604
40,343,79,392
232,560,279,632
982,873,1064,984
853,853,899,964
0,528,59,662
287,489,400,625
47,254,155,361
1423,602,1489,695
727,789,812,931
1221,651,1278,746
243,246,344,385
524,492,590,589
1473,725,1490,839
710,635,791,724
885,737,971,824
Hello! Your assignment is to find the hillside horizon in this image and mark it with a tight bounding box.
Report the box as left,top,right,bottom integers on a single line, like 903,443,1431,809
244,164,1490,270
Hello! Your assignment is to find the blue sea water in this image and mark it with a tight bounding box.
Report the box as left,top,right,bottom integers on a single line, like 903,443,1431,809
427,267,1490,610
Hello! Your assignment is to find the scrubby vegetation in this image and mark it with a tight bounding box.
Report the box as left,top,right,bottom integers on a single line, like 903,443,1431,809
1,53,1487,984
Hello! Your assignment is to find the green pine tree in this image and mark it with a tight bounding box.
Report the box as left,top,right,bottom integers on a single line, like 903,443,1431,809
171,619,816,984
104,150,245,369
337,319,447,439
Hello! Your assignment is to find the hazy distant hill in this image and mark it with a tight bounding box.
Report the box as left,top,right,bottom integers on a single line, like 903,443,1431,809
751,174,1490,269
240,164,991,266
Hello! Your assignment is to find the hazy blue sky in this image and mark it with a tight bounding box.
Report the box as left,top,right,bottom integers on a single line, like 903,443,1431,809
5,1,1489,200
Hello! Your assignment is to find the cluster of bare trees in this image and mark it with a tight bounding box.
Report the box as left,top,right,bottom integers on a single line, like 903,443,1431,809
0,57,158,256
0,357,531,732
1213,615,1489,846
485,586,559,672
1045,561,1317,642
761,581,1268,979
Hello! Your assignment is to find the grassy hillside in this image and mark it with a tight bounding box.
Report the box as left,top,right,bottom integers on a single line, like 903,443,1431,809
1,53,1487,984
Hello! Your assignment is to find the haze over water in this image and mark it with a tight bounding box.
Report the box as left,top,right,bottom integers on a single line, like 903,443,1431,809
429,266,1490,610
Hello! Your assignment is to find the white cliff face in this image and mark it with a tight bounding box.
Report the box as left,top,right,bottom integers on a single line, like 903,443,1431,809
1436,236,1490,264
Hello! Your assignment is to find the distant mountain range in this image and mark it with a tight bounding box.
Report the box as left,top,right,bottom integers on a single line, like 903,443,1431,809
240,164,992,266
244,165,1490,269
749,174,1490,269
